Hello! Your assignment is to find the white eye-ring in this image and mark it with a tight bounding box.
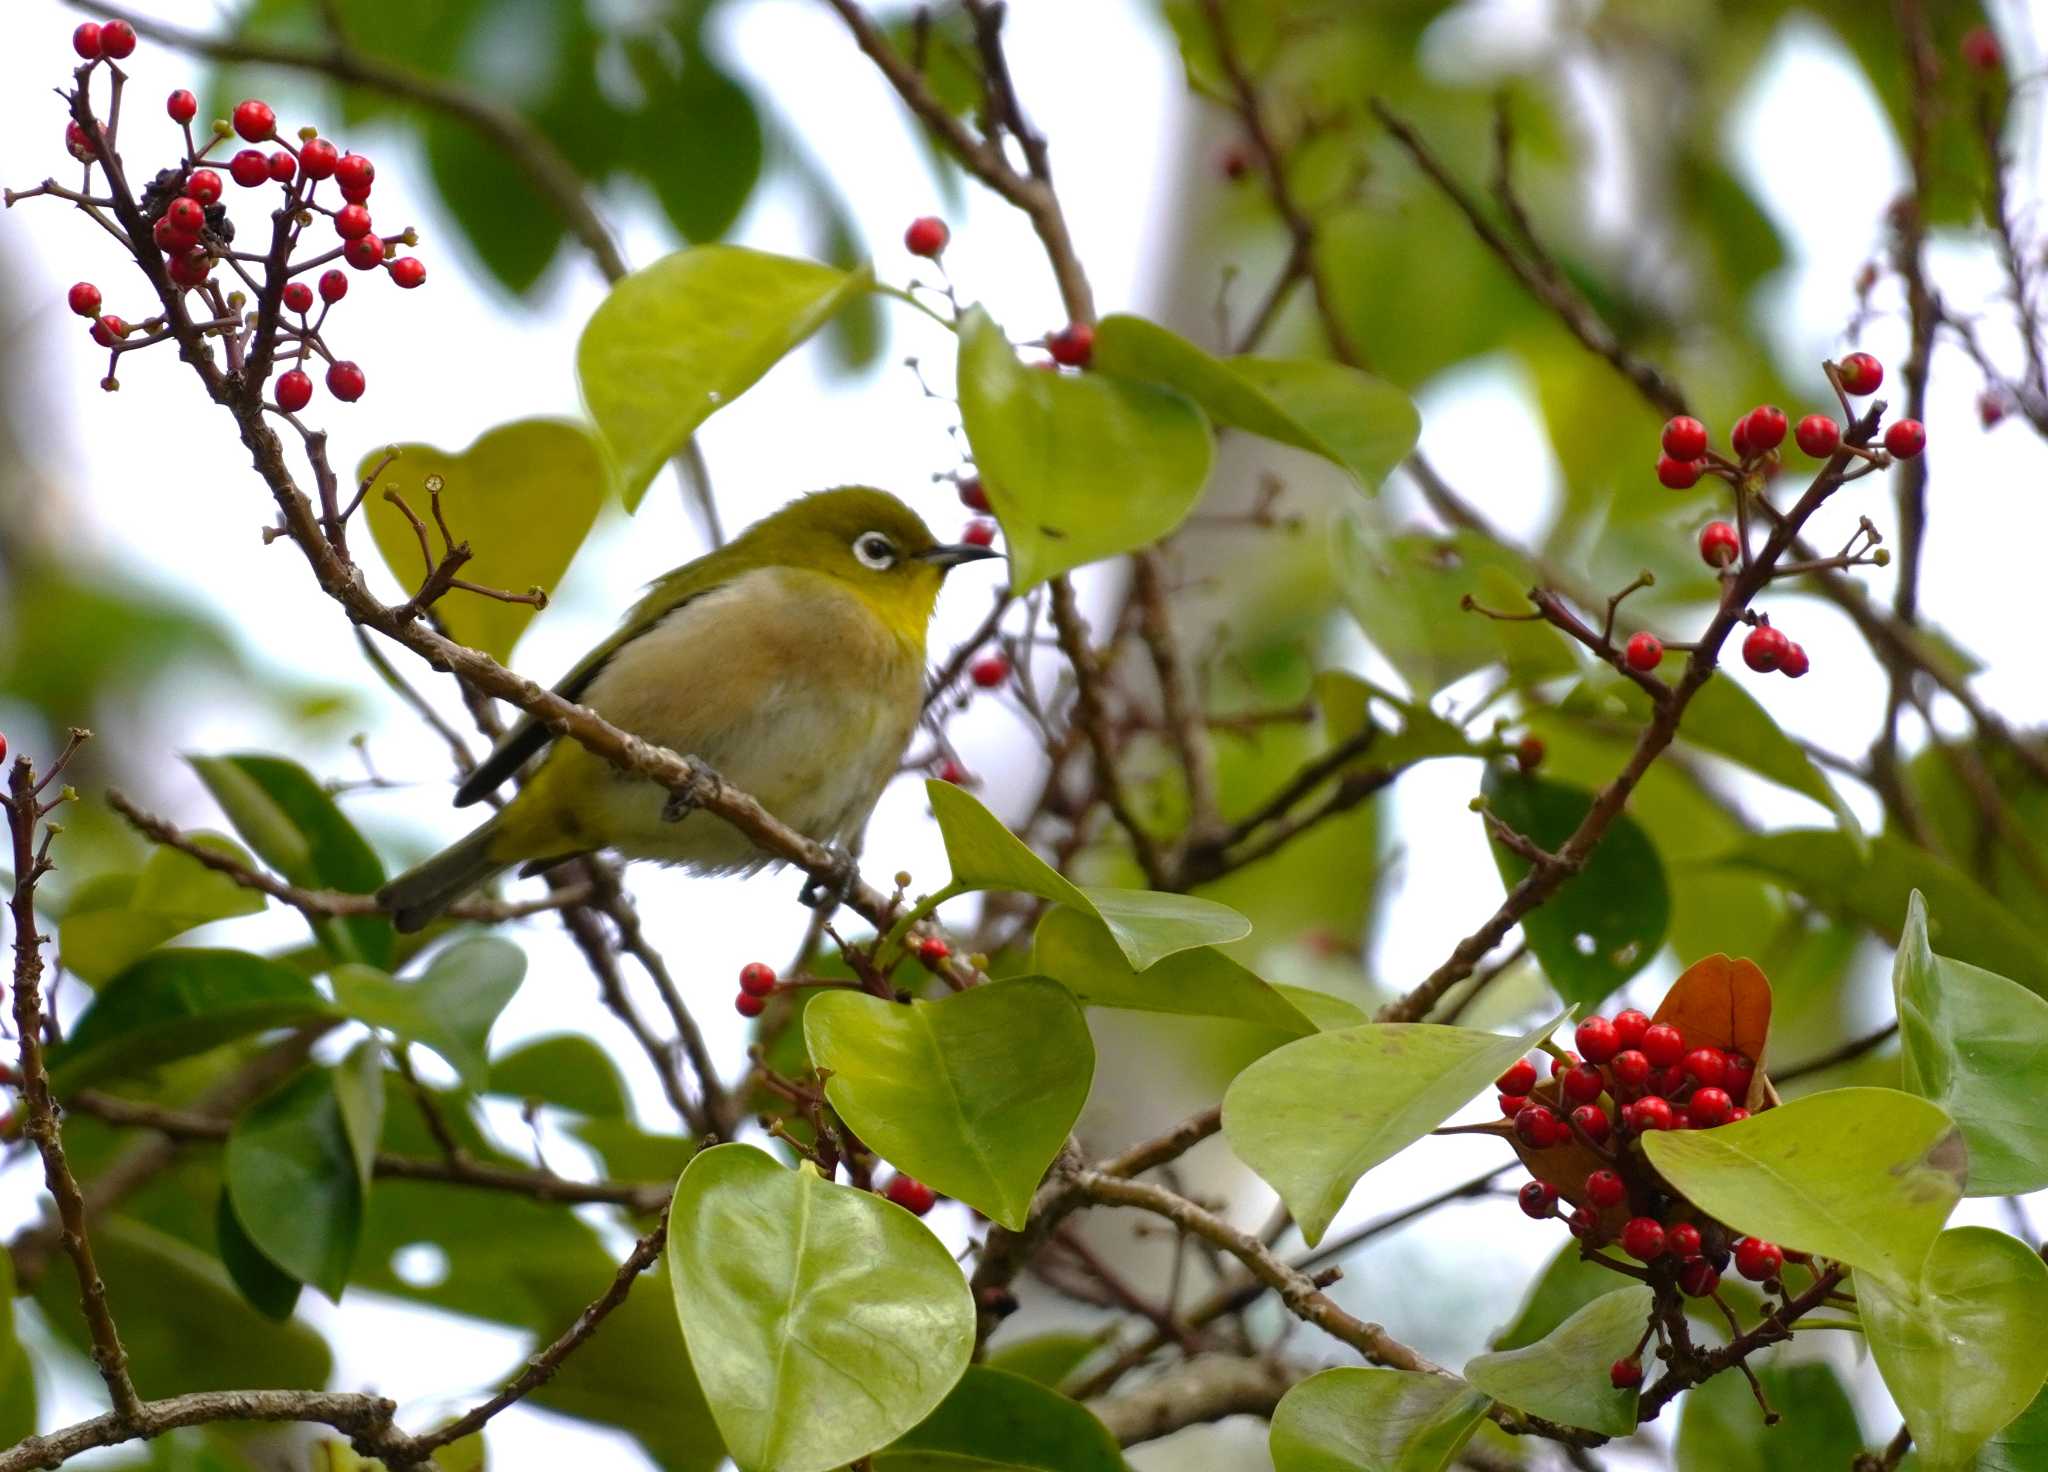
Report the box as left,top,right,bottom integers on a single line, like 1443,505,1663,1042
853,531,898,570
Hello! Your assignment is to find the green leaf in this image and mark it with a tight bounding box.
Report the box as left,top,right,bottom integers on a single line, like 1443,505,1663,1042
1970,1383,2048,1472
216,1188,302,1322
46,948,337,1095
1642,1088,1966,1289
490,1033,629,1117
956,305,1214,591
926,778,1248,967
668,1144,974,1472
804,978,1093,1230
1492,1242,1635,1352
1858,1227,2048,1471
360,419,609,664
225,1066,365,1300
59,834,268,985
876,1365,1124,1472
1033,906,1315,1034
1222,1012,1565,1246
1481,768,1669,1006
332,1037,385,1187
330,936,525,1090
1275,986,1372,1032
189,753,390,967
578,246,872,508
1893,891,2048,1196
1269,1366,1490,1472
1463,1285,1651,1437
1091,316,1418,489
984,1333,1100,1389
1722,830,2048,998
0,1251,35,1448
1676,1359,1864,1472
629,40,763,246
423,110,563,296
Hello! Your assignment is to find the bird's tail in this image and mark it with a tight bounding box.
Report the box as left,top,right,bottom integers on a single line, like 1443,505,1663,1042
378,820,510,933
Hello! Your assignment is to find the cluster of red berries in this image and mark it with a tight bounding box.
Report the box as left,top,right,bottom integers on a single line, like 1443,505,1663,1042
733,961,777,1017
70,19,138,63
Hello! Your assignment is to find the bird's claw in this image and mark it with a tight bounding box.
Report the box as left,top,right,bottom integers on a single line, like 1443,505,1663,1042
798,850,857,915
661,789,697,824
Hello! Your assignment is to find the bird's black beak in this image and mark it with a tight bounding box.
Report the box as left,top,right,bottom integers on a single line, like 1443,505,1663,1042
917,542,1003,570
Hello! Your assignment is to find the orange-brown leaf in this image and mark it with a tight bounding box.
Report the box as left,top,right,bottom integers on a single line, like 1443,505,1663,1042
1652,954,1771,1063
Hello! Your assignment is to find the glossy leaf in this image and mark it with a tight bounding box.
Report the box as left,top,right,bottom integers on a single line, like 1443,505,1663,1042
489,1033,630,1117
333,1037,386,1187
1893,891,2048,1196
330,935,525,1090
985,1334,1100,1389
59,833,268,985
1970,1384,2048,1472
189,752,390,966
360,419,609,663
668,1144,974,1472
956,305,1214,591
1492,1243,1634,1352
1463,1285,1651,1437
1481,768,1669,1006
1676,1359,1864,1472
1033,906,1315,1034
47,948,336,1095
225,1066,365,1300
578,245,872,507
1223,1012,1565,1245
1642,1088,1965,1289
1858,1227,2048,1471
1268,1366,1490,1472
1652,954,1773,1099
216,1188,301,1322
805,978,1093,1230
926,778,1248,967
876,1365,1124,1472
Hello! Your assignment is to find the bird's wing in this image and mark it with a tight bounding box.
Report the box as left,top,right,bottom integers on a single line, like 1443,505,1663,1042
452,567,725,808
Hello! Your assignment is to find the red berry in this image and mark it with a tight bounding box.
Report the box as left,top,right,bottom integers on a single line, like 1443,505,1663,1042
1667,1223,1702,1258
1698,520,1741,569
67,282,102,318
1566,1205,1599,1239
1518,1181,1559,1219
1514,1105,1567,1149
167,249,212,288
283,282,314,313
1515,734,1545,773
1723,1053,1755,1098
734,991,765,1018
1679,1259,1721,1297
1585,1169,1626,1208
1496,1058,1539,1096
1047,323,1095,368
300,139,339,179
1498,1092,1529,1118
166,196,206,237
229,149,269,188
1563,1064,1606,1105
1220,144,1253,181
389,256,427,289
958,477,990,512
74,22,104,59
1550,1051,1579,1078
334,204,373,240
1682,1047,1727,1088
961,518,996,548
1613,1010,1651,1047
319,269,349,304
1727,1107,1751,1123
1884,419,1926,458
1735,1237,1784,1281
1794,414,1840,457
1624,632,1662,672
1610,1049,1651,1089
1656,455,1702,490
334,153,376,194
100,21,136,58
969,653,1010,690
326,360,365,402
89,314,126,347
65,120,96,161
268,150,297,184
275,369,313,413
904,215,949,257
1962,25,2002,72
1627,1096,1675,1133
344,234,385,271
1689,1087,1733,1127
1980,390,2008,428
1611,1358,1643,1390
1571,1104,1611,1143
233,99,277,142
1574,1016,1620,1064
1730,414,1754,459
1839,352,1884,395
185,169,223,206
1621,1217,1667,1261
885,1175,937,1216
738,961,777,997
1649,1064,1687,1097
917,935,952,966
167,90,198,124
1743,405,1788,452
1661,415,1708,461
1742,624,1790,674
153,215,198,253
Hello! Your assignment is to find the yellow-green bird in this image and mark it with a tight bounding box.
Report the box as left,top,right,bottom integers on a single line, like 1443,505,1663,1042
378,487,998,932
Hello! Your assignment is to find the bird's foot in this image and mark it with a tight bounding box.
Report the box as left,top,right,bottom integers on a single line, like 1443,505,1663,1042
798,849,857,915
661,788,697,824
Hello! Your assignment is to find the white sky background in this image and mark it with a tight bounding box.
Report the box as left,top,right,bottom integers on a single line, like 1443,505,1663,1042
3,0,2048,1467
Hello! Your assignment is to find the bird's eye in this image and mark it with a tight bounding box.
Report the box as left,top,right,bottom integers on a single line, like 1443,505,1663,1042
853,532,898,570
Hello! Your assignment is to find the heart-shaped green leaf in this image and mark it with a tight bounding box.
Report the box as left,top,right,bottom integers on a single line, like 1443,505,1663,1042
804,978,1093,1230
58,833,268,985
1480,768,1669,1007
1642,1088,1966,1289
1269,1366,1490,1472
1893,891,2048,1196
578,245,872,507
1676,1359,1864,1472
226,1066,366,1300
956,305,1214,591
1858,1227,2048,1471
1223,1012,1565,1246
360,418,609,662
46,948,337,1096
331,936,526,1091
1968,1384,2048,1472
1033,906,1314,1034
668,1145,974,1472
876,1365,1124,1472
1463,1285,1651,1436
